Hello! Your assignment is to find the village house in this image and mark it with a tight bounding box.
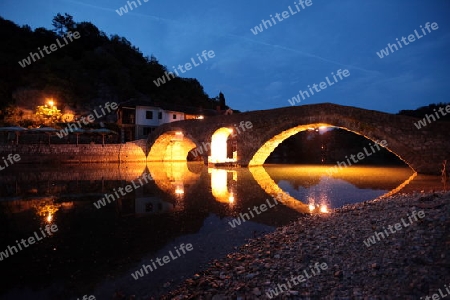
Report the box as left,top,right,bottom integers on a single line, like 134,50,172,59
117,99,223,141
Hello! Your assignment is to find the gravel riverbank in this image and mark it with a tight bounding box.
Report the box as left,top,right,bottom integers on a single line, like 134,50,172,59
161,191,450,299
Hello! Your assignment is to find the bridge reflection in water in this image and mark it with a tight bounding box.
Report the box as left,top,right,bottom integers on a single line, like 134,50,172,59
0,162,423,299
0,163,418,220
208,168,237,204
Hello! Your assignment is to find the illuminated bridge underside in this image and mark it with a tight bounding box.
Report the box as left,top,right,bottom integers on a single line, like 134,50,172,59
249,123,329,166
147,103,450,174
248,123,414,169
147,132,197,162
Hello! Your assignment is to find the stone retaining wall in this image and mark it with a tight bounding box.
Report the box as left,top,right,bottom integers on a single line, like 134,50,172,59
0,140,147,164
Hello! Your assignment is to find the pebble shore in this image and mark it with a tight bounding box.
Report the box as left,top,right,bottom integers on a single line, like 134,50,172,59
161,191,450,299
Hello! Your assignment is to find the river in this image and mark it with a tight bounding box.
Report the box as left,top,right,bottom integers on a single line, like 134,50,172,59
0,162,427,299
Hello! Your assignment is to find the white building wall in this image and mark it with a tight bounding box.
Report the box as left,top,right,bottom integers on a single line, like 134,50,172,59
135,106,160,126
135,106,185,127
162,110,185,123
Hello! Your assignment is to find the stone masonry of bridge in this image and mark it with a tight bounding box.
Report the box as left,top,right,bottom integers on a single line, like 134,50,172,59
147,103,450,175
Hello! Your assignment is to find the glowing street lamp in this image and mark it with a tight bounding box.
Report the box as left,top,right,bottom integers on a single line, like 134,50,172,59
46,98,55,108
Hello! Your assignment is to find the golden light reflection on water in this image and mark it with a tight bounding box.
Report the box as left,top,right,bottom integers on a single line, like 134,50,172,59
32,200,61,224
254,165,416,213
31,163,416,217
248,166,310,213
209,168,237,205
98,163,417,215
147,162,201,211
377,171,417,199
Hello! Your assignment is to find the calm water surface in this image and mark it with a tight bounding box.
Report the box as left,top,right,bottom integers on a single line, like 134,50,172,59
0,163,415,299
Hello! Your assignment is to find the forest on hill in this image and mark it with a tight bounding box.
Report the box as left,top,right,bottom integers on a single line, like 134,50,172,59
397,102,450,121
0,13,226,118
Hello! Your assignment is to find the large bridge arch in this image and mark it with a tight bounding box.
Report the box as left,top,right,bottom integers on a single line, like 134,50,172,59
247,122,415,171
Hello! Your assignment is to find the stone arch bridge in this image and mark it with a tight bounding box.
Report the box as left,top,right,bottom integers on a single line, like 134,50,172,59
147,103,450,174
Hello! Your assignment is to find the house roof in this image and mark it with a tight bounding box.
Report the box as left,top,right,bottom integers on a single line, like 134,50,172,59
118,99,219,116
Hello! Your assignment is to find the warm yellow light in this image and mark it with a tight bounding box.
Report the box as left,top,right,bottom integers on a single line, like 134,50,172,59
247,166,310,213
175,187,184,194
319,205,329,213
309,203,315,212
48,100,54,107
210,168,236,204
209,127,233,163
198,115,204,119
147,133,197,162
228,194,235,203
32,201,60,224
175,131,183,135
228,128,233,133
248,123,333,166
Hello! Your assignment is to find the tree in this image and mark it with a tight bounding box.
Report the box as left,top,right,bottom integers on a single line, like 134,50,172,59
52,13,75,36
1,15,224,117
218,91,226,110
35,104,62,125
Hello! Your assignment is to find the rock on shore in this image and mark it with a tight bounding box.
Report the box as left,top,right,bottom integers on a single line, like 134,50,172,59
161,191,450,299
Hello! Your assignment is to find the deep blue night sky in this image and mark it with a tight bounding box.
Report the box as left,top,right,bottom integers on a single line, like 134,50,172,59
1,0,449,113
